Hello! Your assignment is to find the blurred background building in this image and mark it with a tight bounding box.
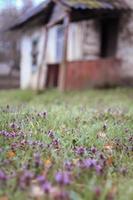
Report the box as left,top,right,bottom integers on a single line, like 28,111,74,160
1,0,133,91
0,0,43,89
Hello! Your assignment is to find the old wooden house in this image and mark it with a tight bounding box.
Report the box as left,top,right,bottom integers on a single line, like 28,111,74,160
9,0,133,91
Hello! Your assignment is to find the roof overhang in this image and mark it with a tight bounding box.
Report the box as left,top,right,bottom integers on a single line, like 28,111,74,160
7,0,131,31
8,0,54,31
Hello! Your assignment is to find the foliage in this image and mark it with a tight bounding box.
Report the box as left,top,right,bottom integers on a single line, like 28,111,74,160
0,88,132,200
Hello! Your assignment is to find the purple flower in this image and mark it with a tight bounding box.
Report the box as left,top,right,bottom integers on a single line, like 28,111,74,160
95,164,103,174
64,161,74,171
52,139,60,149
75,147,85,156
37,112,47,118
48,130,55,139
55,171,71,185
83,158,97,168
91,147,97,154
99,153,105,160
34,153,42,167
19,170,34,189
42,181,52,194
36,175,46,185
0,170,7,181
10,122,18,130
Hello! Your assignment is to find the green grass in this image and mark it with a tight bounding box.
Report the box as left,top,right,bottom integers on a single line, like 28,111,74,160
0,88,133,200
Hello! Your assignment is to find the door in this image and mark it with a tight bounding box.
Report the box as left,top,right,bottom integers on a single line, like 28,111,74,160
46,64,59,88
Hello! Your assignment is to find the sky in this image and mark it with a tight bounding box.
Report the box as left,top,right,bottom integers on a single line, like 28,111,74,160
0,0,44,10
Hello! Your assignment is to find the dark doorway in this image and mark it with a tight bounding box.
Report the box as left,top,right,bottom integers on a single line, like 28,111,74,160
46,64,59,88
100,17,119,58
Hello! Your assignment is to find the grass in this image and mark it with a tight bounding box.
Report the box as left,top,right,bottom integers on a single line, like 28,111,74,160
0,88,133,200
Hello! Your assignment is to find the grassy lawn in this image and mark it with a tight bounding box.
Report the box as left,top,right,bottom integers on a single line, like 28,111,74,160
0,88,133,200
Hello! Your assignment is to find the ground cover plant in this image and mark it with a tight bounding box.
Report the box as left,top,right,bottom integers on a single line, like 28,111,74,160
0,88,133,200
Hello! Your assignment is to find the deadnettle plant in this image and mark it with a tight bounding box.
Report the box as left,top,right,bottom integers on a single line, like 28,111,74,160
34,153,43,168
19,170,34,190
42,181,52,194
37,111,47,118
83,158,97,169
0,170,7,183
48,130,55,139
64,161,74,171
0,130,15,138
36,175,46,185
10,122,18,130
91,147,97,154
55,171,71,185
52,139,60,149
75,146,86,156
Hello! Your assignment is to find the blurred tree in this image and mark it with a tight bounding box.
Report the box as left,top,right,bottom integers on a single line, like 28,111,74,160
0,7,20,69
0,0,34,70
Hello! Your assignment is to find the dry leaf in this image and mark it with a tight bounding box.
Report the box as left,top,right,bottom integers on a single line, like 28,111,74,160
7,151,16,159
106,156,113,166
104,143,114,154
44,159,52,168
104,143,113,150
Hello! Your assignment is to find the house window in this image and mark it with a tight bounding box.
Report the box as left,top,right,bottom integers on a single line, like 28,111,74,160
31,38,39,72
100,18,119,58
56,25,64,63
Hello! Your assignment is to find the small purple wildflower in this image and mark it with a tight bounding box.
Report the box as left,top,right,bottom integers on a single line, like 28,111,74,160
75,146,85,156
42,181,52,194
91,147,97,154
52,139,60,149
0,170,7,182
95,164,103,174
36,175,46,185
10,122,18,130
64,161,74,171
37,112,47,118
48,130,55,139
19,170,34,189
83,158,97,168
34,153,42,167
55,171,71,185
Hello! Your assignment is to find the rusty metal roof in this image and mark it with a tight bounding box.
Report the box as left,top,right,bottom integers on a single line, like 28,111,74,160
8,0,129,30
60,0,129,9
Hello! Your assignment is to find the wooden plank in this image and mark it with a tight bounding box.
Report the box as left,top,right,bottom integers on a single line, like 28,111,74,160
58,13,70,91
37,27,49,91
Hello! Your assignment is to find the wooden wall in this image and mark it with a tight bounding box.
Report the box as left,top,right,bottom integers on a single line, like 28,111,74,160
65,59,121,90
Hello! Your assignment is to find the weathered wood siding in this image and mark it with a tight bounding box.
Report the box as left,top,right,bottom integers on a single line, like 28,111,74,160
117,11,133,85
116,1,133,85
65,59,121,90
20,27,46,89
47,20,100,63
68,20,100,61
